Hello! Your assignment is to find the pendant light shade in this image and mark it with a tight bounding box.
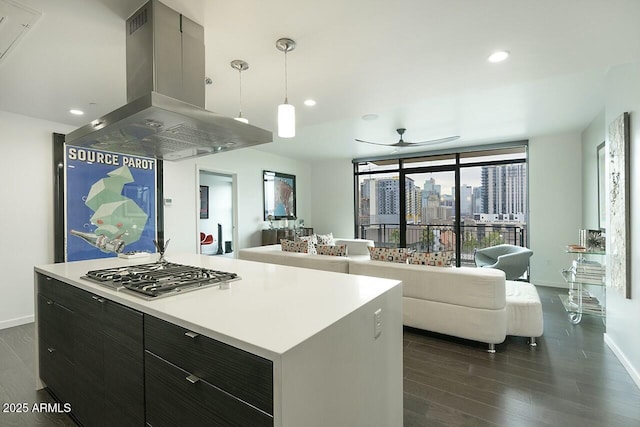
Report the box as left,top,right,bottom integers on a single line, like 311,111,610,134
276,38,296,138
230,59,249,124
278,103,295,138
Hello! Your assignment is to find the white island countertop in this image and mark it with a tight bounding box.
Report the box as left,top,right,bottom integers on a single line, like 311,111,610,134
34,254,401,359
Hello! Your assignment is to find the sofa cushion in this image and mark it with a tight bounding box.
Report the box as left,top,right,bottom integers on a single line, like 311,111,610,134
295,234,318,254
368,247,411,263
408,251,454,267
238,244,350,274
316,232,335,245
281,239,308,253
349,260,506,310
333,239,374,256
316,244,347,257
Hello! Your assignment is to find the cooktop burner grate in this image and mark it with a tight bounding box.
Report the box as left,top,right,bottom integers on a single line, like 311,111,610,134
83,261,239,299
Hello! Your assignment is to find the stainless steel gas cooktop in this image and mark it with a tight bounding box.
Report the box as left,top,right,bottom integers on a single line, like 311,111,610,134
82,262,239,300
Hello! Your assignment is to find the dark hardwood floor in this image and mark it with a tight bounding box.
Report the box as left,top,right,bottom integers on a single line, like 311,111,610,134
0,285,638,426
404,286,640,427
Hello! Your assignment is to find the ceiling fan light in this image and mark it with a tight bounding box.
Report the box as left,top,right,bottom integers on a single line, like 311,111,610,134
234,116,249,124
278,103,295,138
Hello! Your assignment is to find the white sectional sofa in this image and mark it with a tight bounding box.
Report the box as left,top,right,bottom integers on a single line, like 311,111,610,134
238,241,542,351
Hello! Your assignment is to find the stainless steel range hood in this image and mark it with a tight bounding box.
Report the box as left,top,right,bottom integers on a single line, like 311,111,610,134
65,0,272,161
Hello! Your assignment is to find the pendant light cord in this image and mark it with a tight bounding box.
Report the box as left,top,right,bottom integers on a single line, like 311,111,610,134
238,69,243,118
284,50,288,104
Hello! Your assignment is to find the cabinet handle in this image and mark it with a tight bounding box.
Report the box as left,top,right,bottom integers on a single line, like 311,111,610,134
184,331,199,339
186,374,200,384
47,347,55,353
91,295,105,303
46,300,53,305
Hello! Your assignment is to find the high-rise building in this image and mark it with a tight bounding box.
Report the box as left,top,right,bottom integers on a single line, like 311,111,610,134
481,164,527,217
459,184,473,217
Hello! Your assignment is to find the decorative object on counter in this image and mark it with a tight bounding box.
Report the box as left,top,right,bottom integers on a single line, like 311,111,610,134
199,185,209,219
608,111,631,298
263,170,296,219
230,59,249,124
275,37,296,138
267,214,275,229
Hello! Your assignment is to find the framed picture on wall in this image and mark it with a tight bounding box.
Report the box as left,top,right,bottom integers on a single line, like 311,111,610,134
263,170,296,220
200,185,209,219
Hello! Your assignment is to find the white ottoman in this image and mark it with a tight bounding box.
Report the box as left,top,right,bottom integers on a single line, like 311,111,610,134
505,280,544,346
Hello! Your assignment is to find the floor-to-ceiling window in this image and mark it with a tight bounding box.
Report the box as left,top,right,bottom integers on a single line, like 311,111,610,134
354,144,527,266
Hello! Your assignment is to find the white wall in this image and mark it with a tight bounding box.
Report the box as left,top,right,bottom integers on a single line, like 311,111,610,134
163,148,311,254
603,62,640,388
581,110,605,229
309,159,355,238
0,111,73,329
528,133,583,287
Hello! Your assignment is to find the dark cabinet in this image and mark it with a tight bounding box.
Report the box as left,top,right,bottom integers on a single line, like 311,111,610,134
37,274,144,427
261,227,313,245
145,315,274,426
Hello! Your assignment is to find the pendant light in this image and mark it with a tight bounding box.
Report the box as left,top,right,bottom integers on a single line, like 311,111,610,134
276,38,296,138
230,60,249,124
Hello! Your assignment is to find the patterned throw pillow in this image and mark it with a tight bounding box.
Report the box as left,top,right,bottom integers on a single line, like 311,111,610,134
281,239,308,253
295,234,318,254
316,232,334,245
368,247,411,263
315,244,347,257
408,251,454,267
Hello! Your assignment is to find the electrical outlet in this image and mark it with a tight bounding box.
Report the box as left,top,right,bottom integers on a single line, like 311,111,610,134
374,308,382,339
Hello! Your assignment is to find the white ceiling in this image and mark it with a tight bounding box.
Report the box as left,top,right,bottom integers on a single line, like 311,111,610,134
1,0,639,161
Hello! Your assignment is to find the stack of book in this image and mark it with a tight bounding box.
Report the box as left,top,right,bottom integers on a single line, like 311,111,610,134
570,260,605,285
567,289,605,314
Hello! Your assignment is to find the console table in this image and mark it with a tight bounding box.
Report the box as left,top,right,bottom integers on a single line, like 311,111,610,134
261,228,313,246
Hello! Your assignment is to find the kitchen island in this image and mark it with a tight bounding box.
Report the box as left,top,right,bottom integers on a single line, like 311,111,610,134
34,254,403,427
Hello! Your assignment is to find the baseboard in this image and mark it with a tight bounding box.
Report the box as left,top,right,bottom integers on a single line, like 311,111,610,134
0,315,34,330
604,333,640,390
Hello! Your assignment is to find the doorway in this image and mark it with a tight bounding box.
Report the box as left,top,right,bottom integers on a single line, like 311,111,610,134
197,169,237,256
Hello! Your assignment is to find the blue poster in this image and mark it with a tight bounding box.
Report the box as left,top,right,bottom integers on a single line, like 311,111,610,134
65,146,157,261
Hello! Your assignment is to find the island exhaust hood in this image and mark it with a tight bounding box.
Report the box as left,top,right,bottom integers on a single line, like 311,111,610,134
65,0,272,161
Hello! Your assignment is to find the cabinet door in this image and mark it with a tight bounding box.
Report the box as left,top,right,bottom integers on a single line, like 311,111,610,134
37,294,75,406
103,301,144,427
146,351,273,427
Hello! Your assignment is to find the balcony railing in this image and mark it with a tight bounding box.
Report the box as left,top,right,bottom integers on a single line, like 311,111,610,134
358,223,527,266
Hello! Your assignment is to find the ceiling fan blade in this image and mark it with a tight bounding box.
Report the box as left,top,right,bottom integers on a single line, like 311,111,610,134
355,139,397,146
407,135,461,146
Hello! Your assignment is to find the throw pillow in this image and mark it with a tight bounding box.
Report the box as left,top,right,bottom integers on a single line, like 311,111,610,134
408,251,454,267
281,239,308,253
295,234,318,254
315,244,347,257
316,232,334,245
368,247,411,263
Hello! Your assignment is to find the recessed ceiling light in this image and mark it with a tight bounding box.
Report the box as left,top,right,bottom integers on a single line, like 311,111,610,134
488,50,509,63
69,109,84,115
304,99,316,107
362,114,379,121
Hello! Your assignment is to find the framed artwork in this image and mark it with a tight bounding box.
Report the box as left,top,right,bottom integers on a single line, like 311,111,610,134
64,145,157,261
263,170,296,220
597,141,606,230
200,185,209,219
608,112,631,299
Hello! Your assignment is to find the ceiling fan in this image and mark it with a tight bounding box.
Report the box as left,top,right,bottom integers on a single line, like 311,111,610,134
356,128,460,147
